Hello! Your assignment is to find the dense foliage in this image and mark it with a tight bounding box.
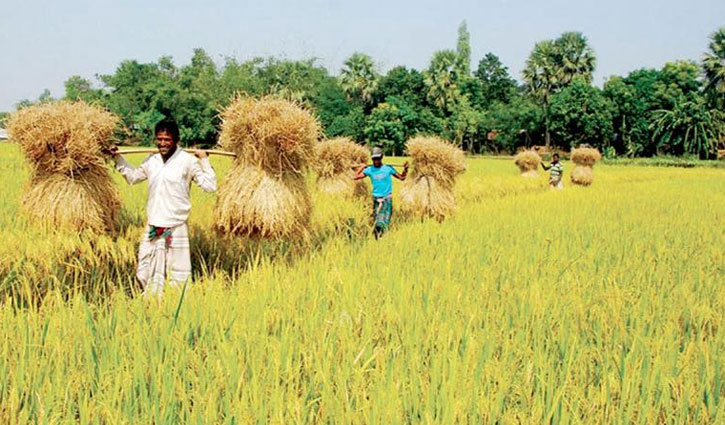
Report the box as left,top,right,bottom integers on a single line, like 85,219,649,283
9,26,725,157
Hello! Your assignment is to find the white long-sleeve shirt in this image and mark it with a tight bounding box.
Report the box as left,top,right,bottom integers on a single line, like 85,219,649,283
115,149,217,227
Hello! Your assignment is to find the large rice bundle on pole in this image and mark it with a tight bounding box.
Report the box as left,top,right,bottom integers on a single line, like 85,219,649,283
313,137,369,197
400,136,466,221
570,147,602,186
513,150,541,177
214,96,320,239
6,101,120,233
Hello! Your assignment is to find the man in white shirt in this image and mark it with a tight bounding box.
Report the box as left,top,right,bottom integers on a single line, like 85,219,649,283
110,119,217,296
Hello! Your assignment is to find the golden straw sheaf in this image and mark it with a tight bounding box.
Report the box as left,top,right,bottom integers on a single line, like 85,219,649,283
22,168,121,233
570,147,602,186
313,137,369,197
7,101,119,175
214,96,319,239
218,96,320,175
214,165,311,239
7,101,121,233
400,136,466,221
513,150,542,178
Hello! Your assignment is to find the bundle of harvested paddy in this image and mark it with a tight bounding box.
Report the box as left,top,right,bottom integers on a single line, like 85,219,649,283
214,165,311,239
7,101,119,175
313,137,369,197
214,96,319,239
570,147,602,167
513,150,541,177
400,136,466,220
570,147,601,186
399,175,457,221
7,101,121,232
570,166,593,186
21,168,120,233
218,96,319,174
405,136,466,188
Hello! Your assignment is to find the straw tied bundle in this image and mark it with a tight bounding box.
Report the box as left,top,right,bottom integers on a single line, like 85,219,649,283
7,101,121,232
570,147,602,186
400,136,466,221
513,150,542,177
313,137,369,197
213,96,320,239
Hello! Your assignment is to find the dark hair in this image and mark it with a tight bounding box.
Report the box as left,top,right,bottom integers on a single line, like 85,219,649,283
155,118,180,143
553,153,560,158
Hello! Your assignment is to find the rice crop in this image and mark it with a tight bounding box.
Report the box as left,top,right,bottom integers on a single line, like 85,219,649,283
0,143,723,424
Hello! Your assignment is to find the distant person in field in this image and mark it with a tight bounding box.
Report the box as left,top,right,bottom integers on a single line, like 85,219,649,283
354,147,408,238
541,153,564,190
109,119,217,296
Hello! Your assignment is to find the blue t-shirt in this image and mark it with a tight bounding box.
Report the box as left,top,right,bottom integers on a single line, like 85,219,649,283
363,165,396,198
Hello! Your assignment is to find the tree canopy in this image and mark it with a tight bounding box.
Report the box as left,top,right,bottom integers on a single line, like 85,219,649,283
8,23,723,157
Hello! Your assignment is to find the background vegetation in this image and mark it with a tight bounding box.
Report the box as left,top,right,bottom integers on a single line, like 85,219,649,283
6,24,725,158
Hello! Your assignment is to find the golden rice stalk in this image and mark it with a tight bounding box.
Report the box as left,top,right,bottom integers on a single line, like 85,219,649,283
571,147,602,167
218,96,320,174
571,166,594,186
400,175,457,221
6,101,119,175
21,166,120,233
513,150,541,176
406,136,466,189
214,165,311,239
313,137,369,177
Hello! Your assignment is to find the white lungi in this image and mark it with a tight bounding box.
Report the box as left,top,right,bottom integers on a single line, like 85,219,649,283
137,223,192,296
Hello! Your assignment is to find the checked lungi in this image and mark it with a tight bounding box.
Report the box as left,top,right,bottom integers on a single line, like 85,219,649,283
372,195,393,236
136,223,192,296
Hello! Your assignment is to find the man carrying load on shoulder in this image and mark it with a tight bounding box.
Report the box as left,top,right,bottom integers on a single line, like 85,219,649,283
541,153,564,190
109,118,217,296
354,147,408,238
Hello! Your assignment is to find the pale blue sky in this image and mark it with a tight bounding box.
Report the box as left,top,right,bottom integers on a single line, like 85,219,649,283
1,0,723,111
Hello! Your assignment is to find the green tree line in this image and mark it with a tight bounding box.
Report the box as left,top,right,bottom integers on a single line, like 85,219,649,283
10,24,725,158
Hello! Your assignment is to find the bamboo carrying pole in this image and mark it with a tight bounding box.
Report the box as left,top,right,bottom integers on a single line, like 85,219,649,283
118,148,237,158
354,163,406,168
118,149,405,168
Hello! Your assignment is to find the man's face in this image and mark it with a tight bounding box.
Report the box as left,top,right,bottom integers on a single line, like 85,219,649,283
372,157,382,167
155,130,177,156
553,155,559,163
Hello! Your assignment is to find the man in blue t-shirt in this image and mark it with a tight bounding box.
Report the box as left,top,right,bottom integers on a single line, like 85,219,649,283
354,147,409,238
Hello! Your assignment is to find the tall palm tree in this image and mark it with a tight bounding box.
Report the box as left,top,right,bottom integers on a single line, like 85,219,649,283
424,50,462,114
556,32,596,85
523,40,560,148
339,53,379,109
523,33,597,148
702,27,725,109
456,21,471,77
